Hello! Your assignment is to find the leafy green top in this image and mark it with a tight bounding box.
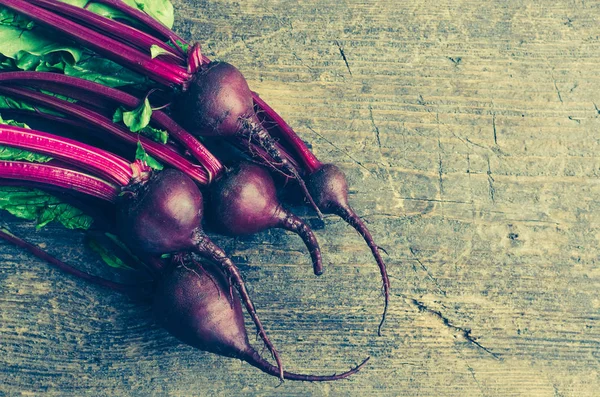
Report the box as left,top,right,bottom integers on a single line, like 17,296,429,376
0,0,174,87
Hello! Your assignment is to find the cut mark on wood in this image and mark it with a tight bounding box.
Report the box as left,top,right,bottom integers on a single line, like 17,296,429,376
292,52,315,72
409,247,447,296
369,106,382,149
409,298,500,360
448,57,462,67
368,106,404,211
466,364,487,397
492,112,498,145
546,61,563,103
466,154,477,221
487,158,495,204
553,79,563,103
334,40,352,76
436,112,445,217
305,126,370,173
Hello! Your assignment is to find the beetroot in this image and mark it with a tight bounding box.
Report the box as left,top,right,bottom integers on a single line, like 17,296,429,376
306,164,390,335
154,258,369,380
0,227,369,381
173,62,255,138
171,61,322,216
209,162,323,275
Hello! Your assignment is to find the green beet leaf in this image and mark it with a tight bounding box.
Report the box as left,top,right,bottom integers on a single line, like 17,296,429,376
0,187,93,230
113,99,168,143
135,141,163,170
87,237,134,270
150,44,173,59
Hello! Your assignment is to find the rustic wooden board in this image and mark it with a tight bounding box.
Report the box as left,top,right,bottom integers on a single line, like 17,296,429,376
1,0,599,395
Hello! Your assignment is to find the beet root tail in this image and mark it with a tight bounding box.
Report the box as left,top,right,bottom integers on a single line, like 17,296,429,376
278,211,323,276
193,232,284,380
242,348,370,382
334,205,390,336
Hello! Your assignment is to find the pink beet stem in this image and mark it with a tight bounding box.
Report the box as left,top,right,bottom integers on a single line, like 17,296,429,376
0,124,133,186
0,85,210,185
0,72,224,180
0,160,118,202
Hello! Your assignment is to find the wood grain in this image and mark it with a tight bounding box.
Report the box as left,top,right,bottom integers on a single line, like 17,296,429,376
1,0,599,395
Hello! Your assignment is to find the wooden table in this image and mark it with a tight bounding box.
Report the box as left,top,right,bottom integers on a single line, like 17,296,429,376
1,0,598,395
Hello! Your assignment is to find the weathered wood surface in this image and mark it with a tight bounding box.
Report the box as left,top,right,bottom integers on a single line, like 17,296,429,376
1,0,599,395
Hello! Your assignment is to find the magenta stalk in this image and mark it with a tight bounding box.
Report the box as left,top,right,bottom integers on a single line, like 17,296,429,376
0,124,133,186
0,72,224,181
0,86,210,185
0,161,119,202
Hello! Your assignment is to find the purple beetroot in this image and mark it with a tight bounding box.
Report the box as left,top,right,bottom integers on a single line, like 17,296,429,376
209,162,323,275
154,259,369,380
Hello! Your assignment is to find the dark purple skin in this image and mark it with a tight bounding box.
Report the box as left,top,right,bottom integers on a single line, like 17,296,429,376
172,61,323,217
209,162,323,275
173,62,255,138
154,259,370,381
117,169,203,255
115,168,284,378
306,164,390,336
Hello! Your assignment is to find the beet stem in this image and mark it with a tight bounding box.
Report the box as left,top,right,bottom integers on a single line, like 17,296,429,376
0,227,144,293
0,86,210,185
0,124,133,186
243,350,370,381
193,232,284,380
278,212,323,276
333,206,390,336
0,0,189,86
0,72,224,179
187,43,204,74
0,161,119,202
29,0,184,65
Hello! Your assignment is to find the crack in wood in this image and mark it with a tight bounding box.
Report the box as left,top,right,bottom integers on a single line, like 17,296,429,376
409,298,500,360
335,40,352,76
409,247,447,296
305,126,371,173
